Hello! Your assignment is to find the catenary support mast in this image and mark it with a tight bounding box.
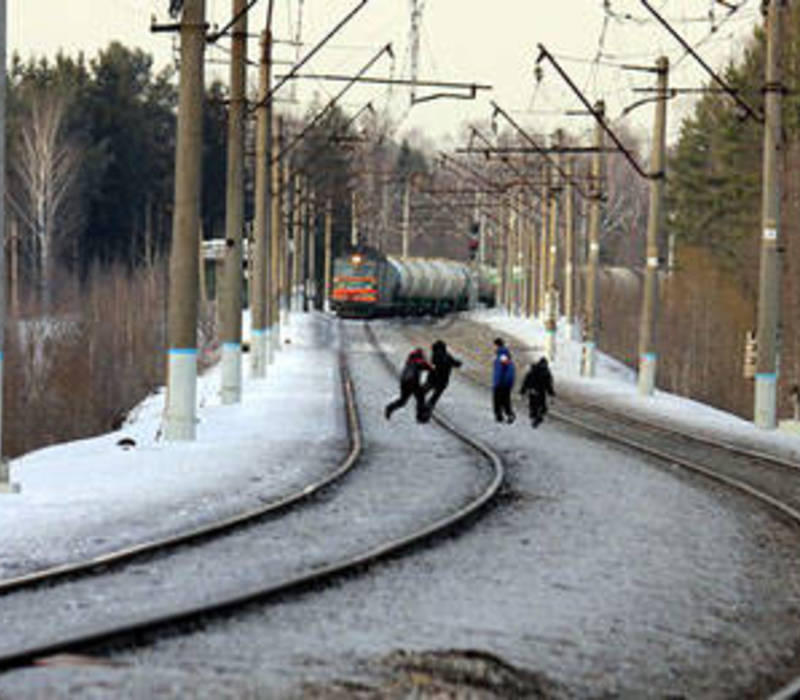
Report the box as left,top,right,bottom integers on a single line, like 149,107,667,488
581,100,604,378
0,0,15,492
637,56,668,396
251,27,271,377
754,0,785,428
165,0,205,440
220,0,247,402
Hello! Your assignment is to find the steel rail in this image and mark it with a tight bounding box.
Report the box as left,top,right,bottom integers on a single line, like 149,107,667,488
0,339,362,596
397,318,800,524
0,323,504,672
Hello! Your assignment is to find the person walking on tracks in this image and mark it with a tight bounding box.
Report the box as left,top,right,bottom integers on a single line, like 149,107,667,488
492,337,516,423
421,339,462,418
385,347,433,423
520,356,556,427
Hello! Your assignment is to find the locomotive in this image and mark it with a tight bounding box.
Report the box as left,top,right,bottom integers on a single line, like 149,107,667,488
331,247,495,317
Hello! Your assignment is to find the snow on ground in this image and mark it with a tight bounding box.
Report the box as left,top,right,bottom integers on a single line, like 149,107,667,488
2,308,799,568
0,312,344,574
475,307,800,463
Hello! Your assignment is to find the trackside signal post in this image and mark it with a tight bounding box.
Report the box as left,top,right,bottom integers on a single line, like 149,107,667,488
638,56,668,396
754,0,785,429
165,0,205,441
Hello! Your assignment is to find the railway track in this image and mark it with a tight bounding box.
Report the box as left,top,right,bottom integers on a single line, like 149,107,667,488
389,314,800,695
0,350,363,596
0,321,504,673
392,315,800,523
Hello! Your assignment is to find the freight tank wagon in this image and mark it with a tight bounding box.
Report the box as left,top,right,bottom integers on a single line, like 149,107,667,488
331,248,477,318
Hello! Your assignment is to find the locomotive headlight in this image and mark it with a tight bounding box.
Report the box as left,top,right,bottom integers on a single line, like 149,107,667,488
351,254,363,265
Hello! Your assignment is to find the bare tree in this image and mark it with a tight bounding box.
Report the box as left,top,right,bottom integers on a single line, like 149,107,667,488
12,92,82,310
601,126,649,268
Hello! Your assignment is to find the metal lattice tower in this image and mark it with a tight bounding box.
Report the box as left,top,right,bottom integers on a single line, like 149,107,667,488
290,0,304,106
409,0,424,104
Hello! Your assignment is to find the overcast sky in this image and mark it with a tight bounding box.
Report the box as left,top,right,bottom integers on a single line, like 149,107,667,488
9,1,761,150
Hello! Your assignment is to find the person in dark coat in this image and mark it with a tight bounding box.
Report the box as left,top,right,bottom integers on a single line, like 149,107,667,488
492,337,516,423
385,347,433,422
520,356,556,427
422,339,463,416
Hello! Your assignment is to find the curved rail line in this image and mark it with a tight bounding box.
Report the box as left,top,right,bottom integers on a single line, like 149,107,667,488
0,323,505,673
391,316,800,695
393,317,800,527
0,347,362,596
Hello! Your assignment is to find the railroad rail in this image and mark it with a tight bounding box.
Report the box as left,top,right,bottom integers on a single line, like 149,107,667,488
390,314,800,695
396,316,800,514
0,349,362,597
0,322,504,672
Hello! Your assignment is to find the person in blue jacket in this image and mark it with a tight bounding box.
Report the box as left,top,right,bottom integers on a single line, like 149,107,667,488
492,337,516,423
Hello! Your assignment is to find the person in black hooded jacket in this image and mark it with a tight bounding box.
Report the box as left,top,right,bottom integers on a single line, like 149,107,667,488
421,339,462,417
519,356,556,427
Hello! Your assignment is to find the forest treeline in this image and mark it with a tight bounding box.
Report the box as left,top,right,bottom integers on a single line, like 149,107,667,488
6,42,431,304
2,41,431,456
657,4,800,419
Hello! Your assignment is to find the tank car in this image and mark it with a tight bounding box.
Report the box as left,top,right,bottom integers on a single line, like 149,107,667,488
331,247,475,317
386,256,472,316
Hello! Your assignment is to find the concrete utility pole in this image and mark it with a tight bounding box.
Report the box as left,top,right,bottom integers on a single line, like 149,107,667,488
0,0,16,492
515,188,524,314
251,28,270,378
165,0,205,441
401,177,411,258
502,194,512,311
269,110,281,358
538,165,549,318
564,157,577,339
350,190,359,247
380,175,389,251
291,173,301,310
754,0,785,429
279,118,290,325
220,0,247,402
496,199,506,309
324,198,333,311
582,100,605,378
469,190,481,309
526,188,538,318
307,188,316,309
547,131,562,294
300,177,309,311
545,133,562,360
511,190,520,313
638,56,669,396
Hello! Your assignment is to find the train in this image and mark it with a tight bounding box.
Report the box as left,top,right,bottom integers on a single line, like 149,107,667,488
331,247,496,317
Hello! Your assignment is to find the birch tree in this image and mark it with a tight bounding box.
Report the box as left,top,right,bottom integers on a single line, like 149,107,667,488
12,92,82,309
